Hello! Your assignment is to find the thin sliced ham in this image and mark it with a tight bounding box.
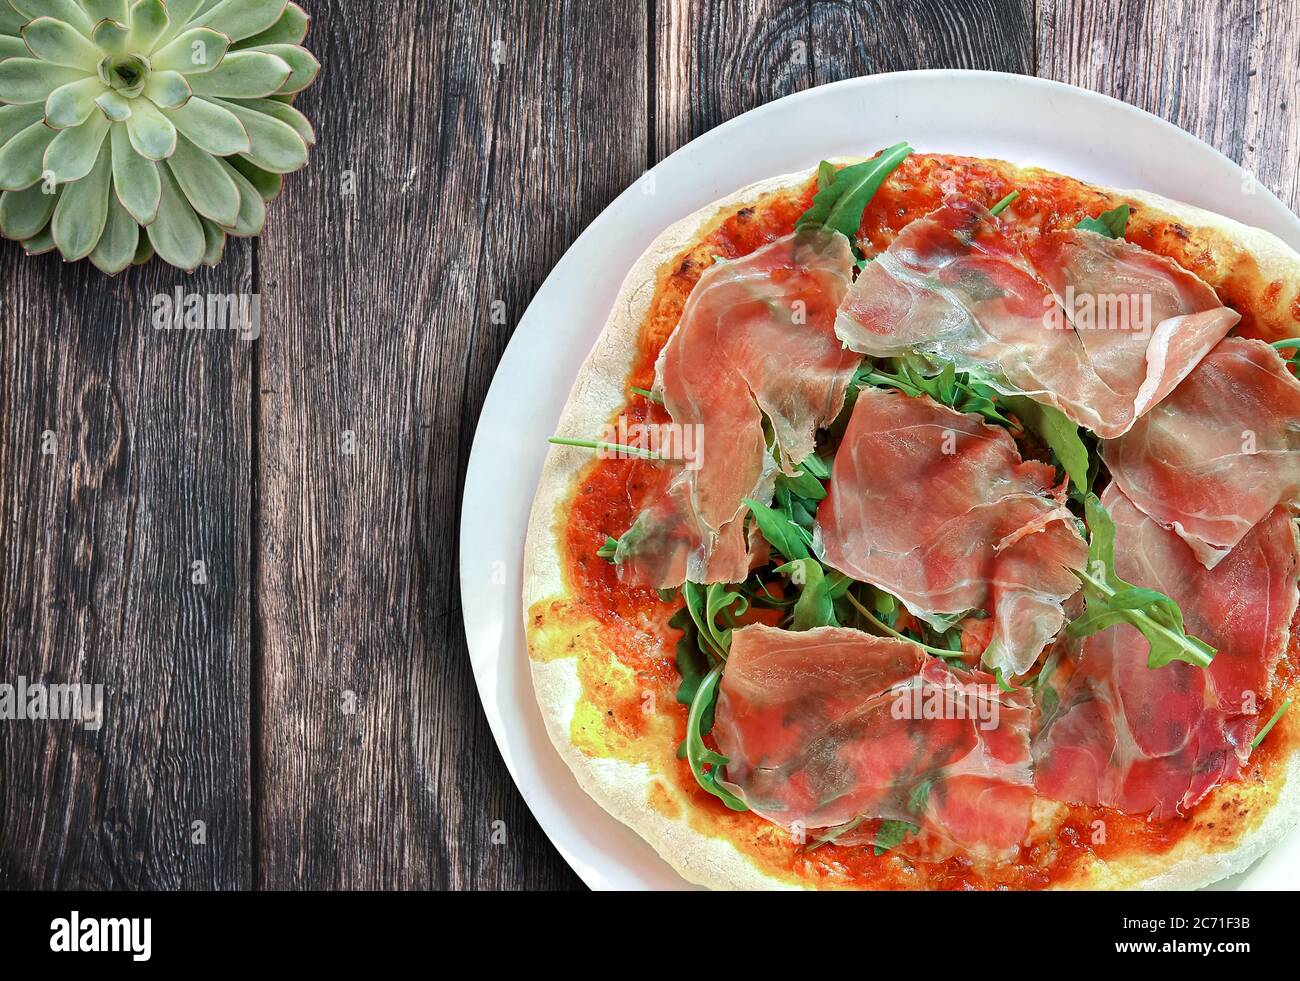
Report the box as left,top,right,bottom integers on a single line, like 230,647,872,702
715,624,1035,863
616,230,858,586
1034,485,1300,820
835,199,1239,438
815,388,1088,676
1101,337,1300,569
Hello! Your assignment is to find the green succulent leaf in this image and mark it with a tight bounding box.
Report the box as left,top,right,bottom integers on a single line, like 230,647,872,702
91,19,131,56
0,34,28,61
131,230,154,264
151,27,230,74
218,155,265,235
213,95,306,172
83,2,132,24
95,89,134,121
10,1,94,36
44,111,111,182
45,76,109,129
0,182,58,240
124,97,178,159
237,95,311,145
22,222,57,254
167,132,240,226
188,49,290,97
146,162,205,269
142,68,192,108
248,42,316,93
0,119,58,190
199,215,226,265
88,189,139,274
228,152,280,201
236,1,308,48
126,0,170,53
52,136,112,260
195,0,289,44
151,0,206,48
0,58,88,104
110,121,160,223
22,15,104,71
1,103,46,146
164,95,250,154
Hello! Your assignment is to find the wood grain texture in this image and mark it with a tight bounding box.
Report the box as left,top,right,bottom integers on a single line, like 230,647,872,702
253,0,644,889
1037,0,1300,210
654,0,1034,160
0,247,255,889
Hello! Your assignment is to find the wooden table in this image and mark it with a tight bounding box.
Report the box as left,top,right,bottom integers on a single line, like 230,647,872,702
2,0,1296,891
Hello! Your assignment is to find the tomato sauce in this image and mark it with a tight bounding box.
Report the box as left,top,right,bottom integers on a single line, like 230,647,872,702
557,154,1298,888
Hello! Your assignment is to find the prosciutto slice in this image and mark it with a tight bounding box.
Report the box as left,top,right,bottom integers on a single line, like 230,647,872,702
715,624,1035,863
1034,485,1300,820
616,229,858,586
1101,337,1300,569
835,199,1239,438
816,388,1088,676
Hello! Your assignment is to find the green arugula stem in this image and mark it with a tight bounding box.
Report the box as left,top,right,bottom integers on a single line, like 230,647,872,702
1074,567,1215,669
1252,697,1292,749
629,386,664,404
1269,338,1300,350
989,190,1020,216
843,591,957,659
685,662,748,811
548,435,678,462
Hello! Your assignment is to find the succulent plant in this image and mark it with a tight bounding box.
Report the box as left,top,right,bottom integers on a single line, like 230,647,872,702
0,0,318,273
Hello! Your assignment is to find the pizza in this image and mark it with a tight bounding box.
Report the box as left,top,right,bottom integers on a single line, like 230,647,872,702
522,146,1300,890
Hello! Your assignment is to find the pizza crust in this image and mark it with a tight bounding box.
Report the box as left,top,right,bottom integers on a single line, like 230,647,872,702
523,157,1300,890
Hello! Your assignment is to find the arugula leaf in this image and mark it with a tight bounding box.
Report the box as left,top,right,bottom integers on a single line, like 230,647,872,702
989,190,1019,216
744,496,812,561
683,662,748,811
596,535,619,561
681,580,748,661
796,143,912,242
775,464,827,502
775,558,838,630
801,453,831,480
816,159,837,191
1076,203,1131,239
873,819,917,856
857,357,1012,426
1252,697,1292,749
670,606,715,733
1270,337,1300,375
1001,395,1091,492
1068,493,1216,669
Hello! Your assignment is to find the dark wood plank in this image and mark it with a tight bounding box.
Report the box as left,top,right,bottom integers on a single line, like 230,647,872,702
0,247,254,889
811,0,1035,84
254,0,646,889
1037,0,1300,210
655,0,1035,161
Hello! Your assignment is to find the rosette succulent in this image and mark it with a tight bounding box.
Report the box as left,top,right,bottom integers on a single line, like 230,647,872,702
0,0,318,273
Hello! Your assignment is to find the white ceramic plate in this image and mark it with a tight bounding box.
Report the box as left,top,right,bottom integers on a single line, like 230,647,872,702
459,69,1300,891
